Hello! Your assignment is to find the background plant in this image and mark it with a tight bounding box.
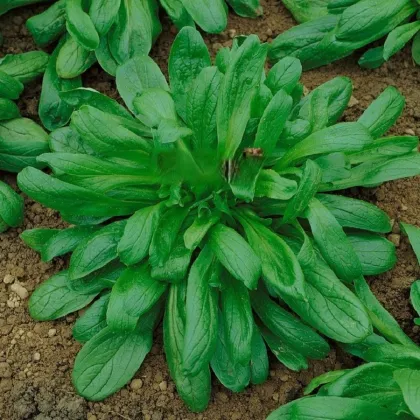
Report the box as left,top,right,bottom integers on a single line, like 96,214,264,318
17,28,420,411
272,0,420,70
0,51,50,232
268,222,420,419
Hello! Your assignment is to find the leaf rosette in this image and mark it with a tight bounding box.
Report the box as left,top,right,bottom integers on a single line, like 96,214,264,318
18,28,420,411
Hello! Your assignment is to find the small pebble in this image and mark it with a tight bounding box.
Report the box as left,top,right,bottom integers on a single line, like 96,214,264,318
130,378,143,390
388,234,401,247
348,96,359,107
0,362,12,378
159,381,167,391
33,352,41,361
48,328,57,337
405,128,415,136
10,283,28,299
3,274,14,284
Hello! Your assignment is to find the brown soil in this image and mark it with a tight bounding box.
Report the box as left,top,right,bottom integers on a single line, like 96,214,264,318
1,1,420,419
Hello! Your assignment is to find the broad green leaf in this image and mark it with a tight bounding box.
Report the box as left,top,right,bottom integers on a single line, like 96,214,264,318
118,204,162,266
29,271,100,321
0,98,19,121
359,46,386,69
354,276,415,347
325,363,407,413
20,228,60,253
181,0,227,33
208,223,261,289
317,194,392,233
160,0,195,29
255,169,297,201
283,160,321,224
211,310,251,392
183,246,218,376
0,51,49,84
217,35,267,159
358,87,405,139
282,0,329,23
0,181,24,229
73,293,110,343
169,27,211,121
265,57,302,94
0,118,49,172
133,88,178,128
186,66,223,151
254,89,293,156
276,122,372,169
221,274,253,364
305,370,349,395
226,0,262,18
39,40,82,131
251,84,273,119
149,206,189,266
56,35,97,79
239,216,306,299
401,222,420,262
315,152,350,183
26,0,67,47
89,0,121,35
69,221,126,280
305,198,362,282
164,283,211,412
394,368,420,418
259,323,308,371
251,288,330,360
347,233,396,276
183,213,219,250
59,88,134,120
412,31,420,65
280,119,312,147
95,35,118,76
66,0,99,51
0,70,23,100
250,324,269,385
49,127,94,155
297,89,329,133
116,55,169,113
363,344,420,369
107,264,167,331
411,281,420,319
384,21,420,61
267,396,405,420
341,333,389,359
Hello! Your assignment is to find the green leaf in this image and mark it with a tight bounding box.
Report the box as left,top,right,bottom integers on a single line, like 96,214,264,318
239,216,306,299
182,245,218,376
0,181,24,230
347,233,396,276
89,0,121,35
412,31,420,65
211,310,251,392
160,0,195,29
149,206,189,267
116,55,169,113
359,46,386,69
208,223,261,289
315,152,351,183
317,194,392,233
363,344,420,369
0,51,49,84
282,0,329,23
221,274,253,364
20,228,60,253
305,370,349,395
66,0,99,51
358,87,405,139
276,122,372,169
0,98,20,121
0,118,49,172
226,0,262,18
254,89,293,156
95,35,118,76
401,222,420,262
255,169,297,201
283,160,322,224
49,127,94,155
56,35,97,79
69,221,126,280
305,198,362,282
26,0,67,47
106,264,167,331
251,287,330,360
410,281,420,318
341,333,389,359
354,276,415,347
73,293,110,343
39,40,82,131
217,35,267,159
267,396,405,420
169,27,211,121
394,368,420,418
250,324,269,385
325,363,407,413
183,213,219,251
384,21,420,61
181,0,227,33
186,66,223,151
118,204,162,266
0,70,23,100
164,283,211,412
29,271,100,321
265,57,302,94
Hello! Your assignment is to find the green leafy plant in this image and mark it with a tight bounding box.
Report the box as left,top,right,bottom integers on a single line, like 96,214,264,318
0,0,52,16
272,0,420,70
17,28,420,411
0,51,50,232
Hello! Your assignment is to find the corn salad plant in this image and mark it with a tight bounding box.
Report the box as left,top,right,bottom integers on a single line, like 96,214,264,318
18,28,420,411
268,222,420,419
0,51,50,232
272,0,420,70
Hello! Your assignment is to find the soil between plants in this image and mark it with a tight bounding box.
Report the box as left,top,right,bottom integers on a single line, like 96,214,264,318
1,1,420,419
